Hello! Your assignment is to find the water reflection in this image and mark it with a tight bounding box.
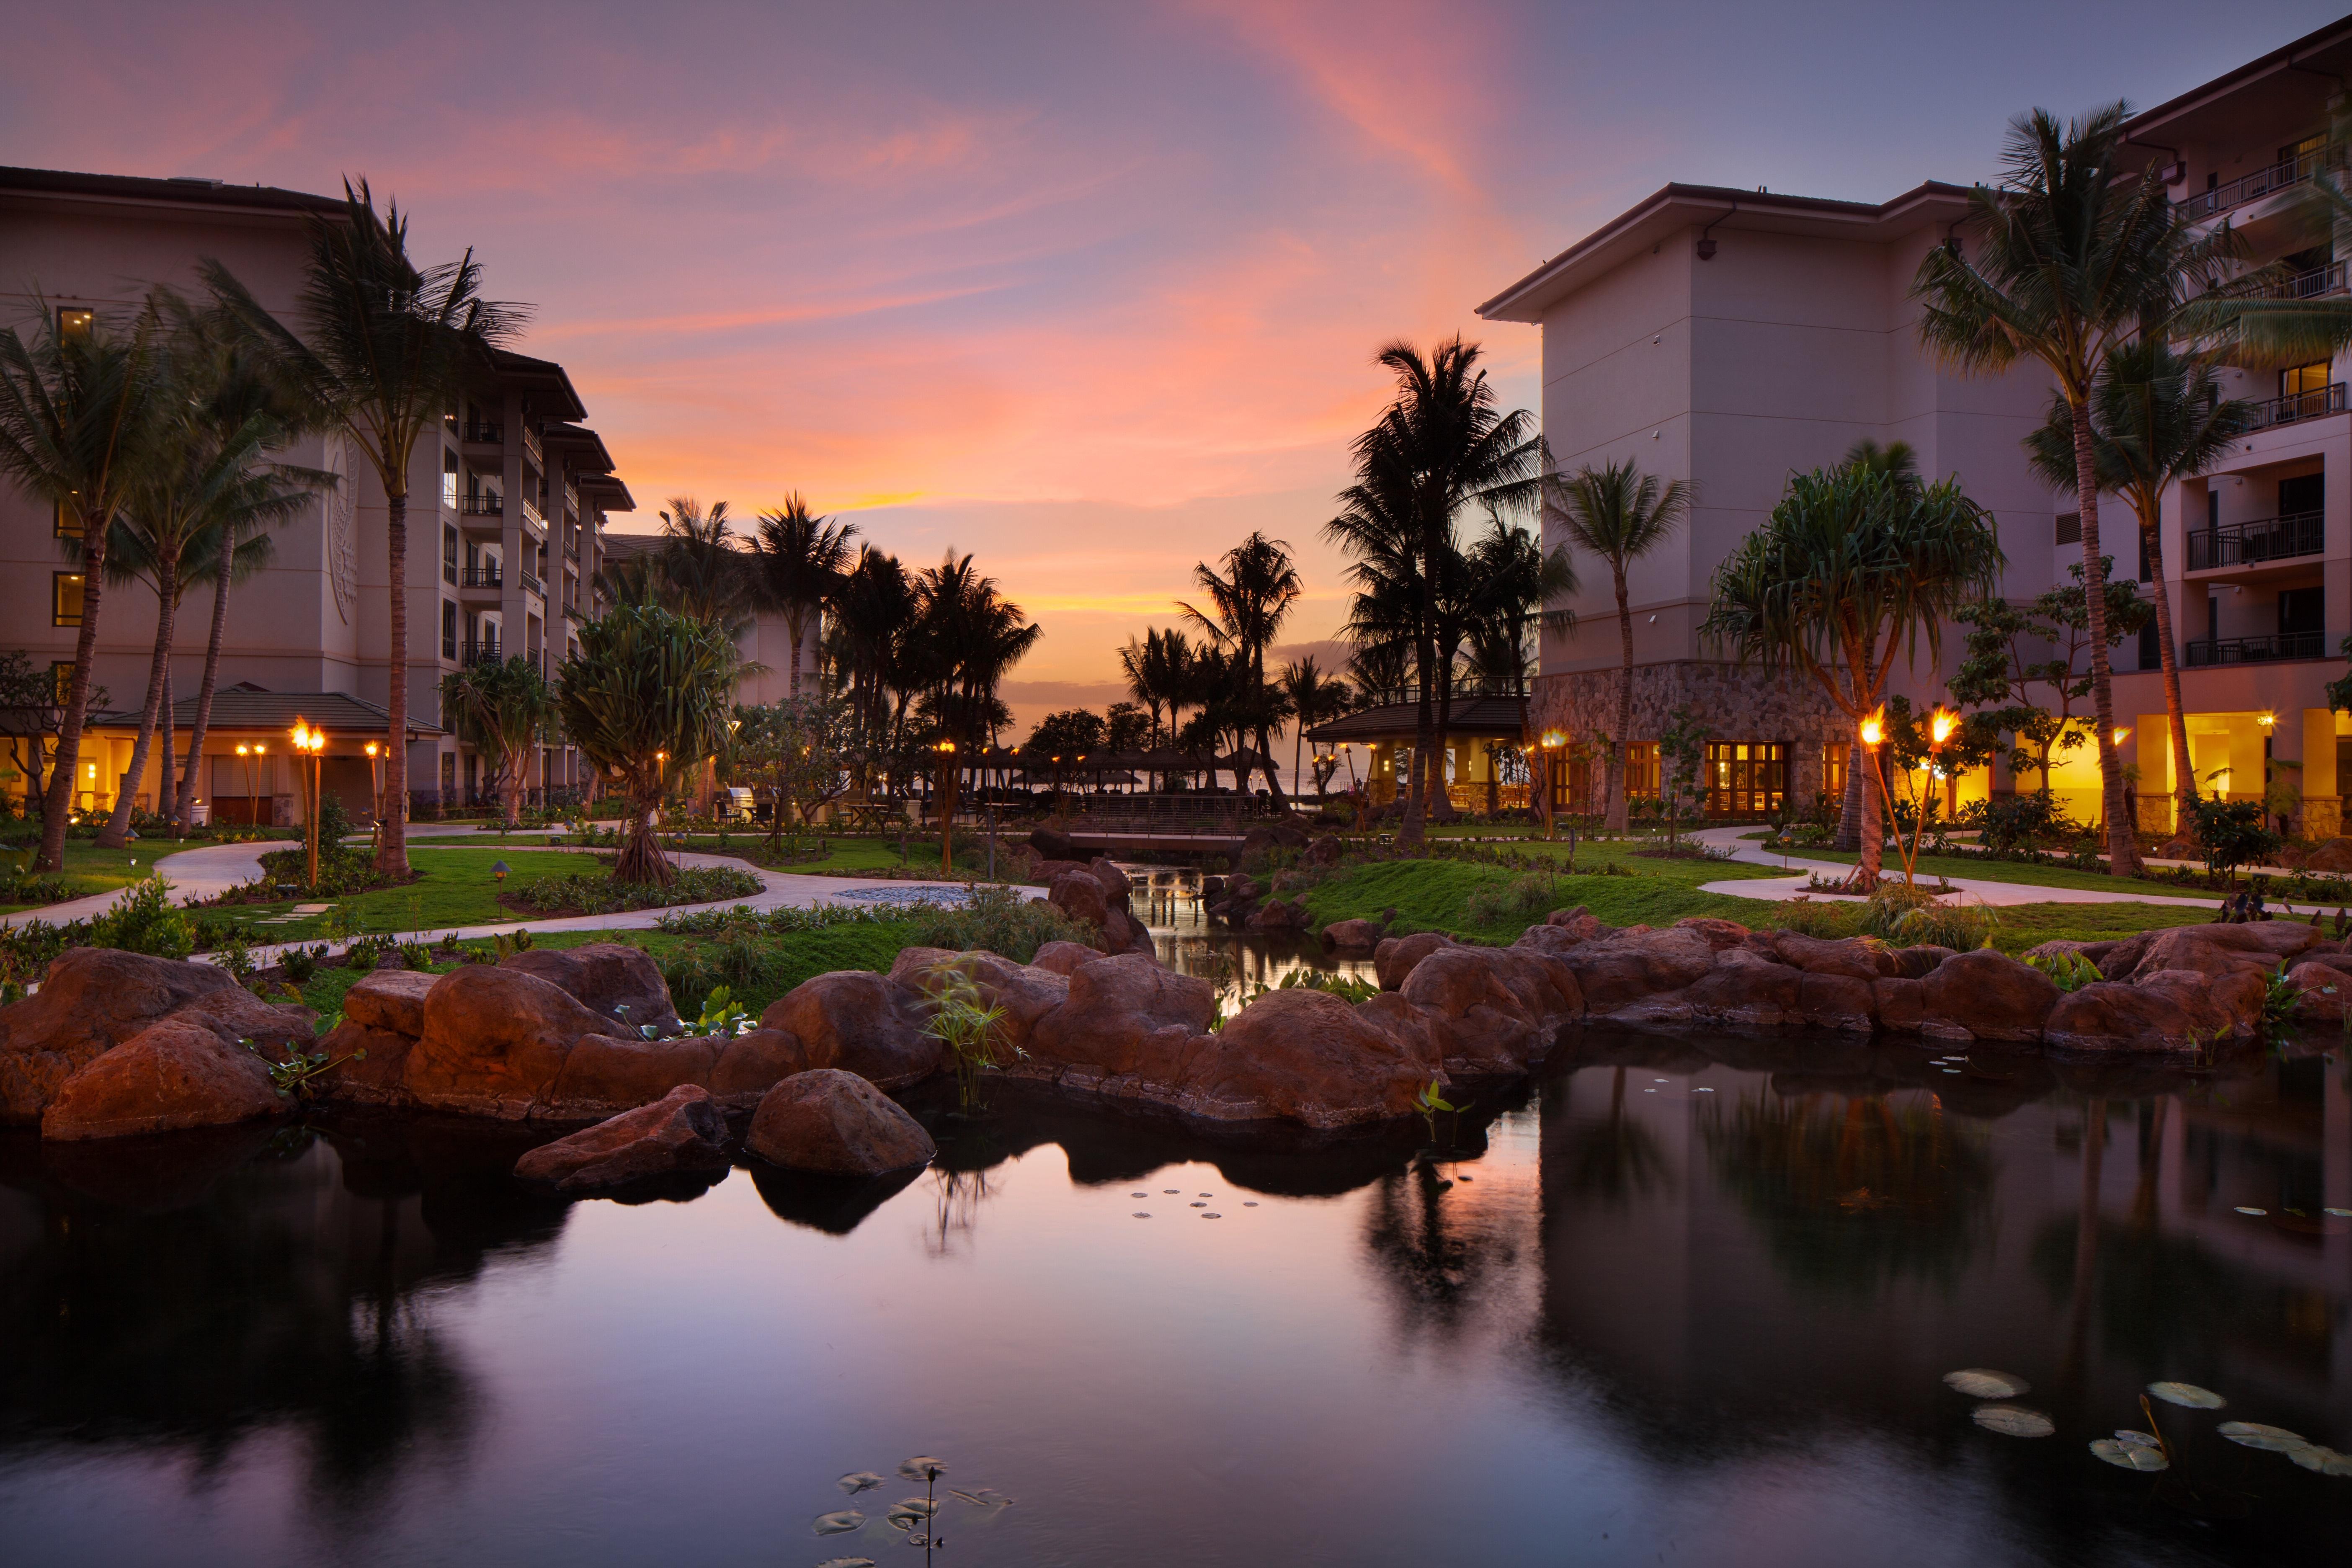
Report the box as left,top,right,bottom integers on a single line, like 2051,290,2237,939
1122,862,1375,1012
1,1038,2346,1566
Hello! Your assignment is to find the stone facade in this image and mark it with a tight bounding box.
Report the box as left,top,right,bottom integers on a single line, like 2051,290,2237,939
1530,661,1849,812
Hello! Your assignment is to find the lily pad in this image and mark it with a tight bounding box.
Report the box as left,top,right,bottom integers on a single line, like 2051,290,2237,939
897,1457,947,1482
2327,1207,2352,1218
2147,1382,2226,1410
838,1472,885,1494
2234,1206,2268,1216
2288,1445,2352,1476
2112,1429,2162,1449
812,1510,866,1535
1944,1368,2030,1399
951,1487,1013,1507
2218,1421,2309,1451
1972,1404,2054,1437
815,1559,878,1568
2090,1438,2169,1471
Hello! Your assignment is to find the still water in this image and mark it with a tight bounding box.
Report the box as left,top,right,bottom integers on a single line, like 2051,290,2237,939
3,1030,2347,1567
1129,864,1376,1012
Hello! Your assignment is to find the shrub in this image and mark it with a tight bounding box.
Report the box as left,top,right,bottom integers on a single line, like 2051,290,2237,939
505,863,762,915
1462,870,1564,928
282,946,321,984
1769,898,1854,939
905,883,1091,963
88,874,194,959
2184,795,2281,881
1965,794,2079,854
2024,949,2102,992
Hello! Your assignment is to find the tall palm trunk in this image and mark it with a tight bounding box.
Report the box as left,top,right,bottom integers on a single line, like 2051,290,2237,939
2071,407,2138,874
38,525,112,872
2138,513,2195,824
178,563,235,829
99,558,179,847
1606,562,1633,834
158,662,175,823
377,491,411,874
1400,625,1436,846
1429,661,1457,821
786,608,806,696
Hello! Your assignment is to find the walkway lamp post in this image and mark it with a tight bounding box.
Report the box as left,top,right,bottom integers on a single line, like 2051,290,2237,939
936,739,957,873
290,721,327,890
364,741,383,854
1538,730,1568,841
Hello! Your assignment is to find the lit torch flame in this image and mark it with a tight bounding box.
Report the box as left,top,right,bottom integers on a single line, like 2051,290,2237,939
1930,705,1959,748
1858,706,1885,748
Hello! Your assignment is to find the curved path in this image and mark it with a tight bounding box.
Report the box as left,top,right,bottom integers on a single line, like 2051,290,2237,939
6,830,1029,965
1689,824,2232,911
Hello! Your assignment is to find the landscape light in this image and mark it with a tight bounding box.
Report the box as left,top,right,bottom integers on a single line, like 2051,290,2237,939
493,860,510,883
2112,726,2130,745
1858,706,1885,748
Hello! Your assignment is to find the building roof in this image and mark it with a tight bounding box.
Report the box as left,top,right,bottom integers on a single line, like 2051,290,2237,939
91,686,441,738
0,165,346,218
2120,15,2352,149
1306,693,1530,743
1478,180,1977,323
544,422,617,472
490,348,588,422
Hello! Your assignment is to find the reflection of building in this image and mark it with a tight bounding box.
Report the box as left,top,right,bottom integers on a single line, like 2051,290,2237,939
1480,20,2352,833
0,165,633,822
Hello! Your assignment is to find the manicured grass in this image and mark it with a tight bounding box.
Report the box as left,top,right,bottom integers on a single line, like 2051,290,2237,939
1777,844,2241,900
1292,854,2232,955
0,842,177,914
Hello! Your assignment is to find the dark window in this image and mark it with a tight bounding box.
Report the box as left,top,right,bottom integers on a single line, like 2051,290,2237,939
443,524,459,585
52,573,84,627
2279,585,2325,635
2279,472,2324,518
441,599,458,660
2139,620,2159,671
2056,513,2081,546
1705,741,1787,818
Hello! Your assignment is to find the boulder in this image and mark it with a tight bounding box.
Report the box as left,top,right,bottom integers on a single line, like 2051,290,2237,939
1685,946,1803,1029
1513,923,1597,957
1246,897,1314,934
314,1020,416,1106
1102,904,1160,957
757,970,942,1090
2042,969,2266,1054
1545,906,1607,942
2286,960,2350,1022
1086,856,1134,908
746,1068,936,1175
1305,835,1344,867
1028,940,1104,977
40,1019,285,1140
2117,921,2325,983
341,968,438,1038
1160,987,1435,1127
401,964,618,1119
1375,931,1457,991
1047,867,1114,932
1240,821,1310,860
889,946,1071,1048
1321,917,1385,950
1672,916,1753,952
1557,926,1720,1014
709,1028,825,1100
1917,949,2060,1042
1028,826,1084,863
1029,952,1216,1073
1399,946,1579,1073
513,1083,732,1193
540,1033,722,1120
2306,836,2352,873
1797,971,1877,1033
500,942,683,1033
1769,931,1893,980
0,947,312,1123
1872,976,1926,1032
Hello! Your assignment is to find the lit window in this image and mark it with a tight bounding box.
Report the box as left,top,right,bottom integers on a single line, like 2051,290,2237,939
56,307,93,340
52,573,85,627
443,448,459,509
54,493,78,539
49,662,72,703
2282,361,2332,399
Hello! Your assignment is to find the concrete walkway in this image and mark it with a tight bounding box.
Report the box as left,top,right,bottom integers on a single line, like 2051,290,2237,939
1688,824,2235,912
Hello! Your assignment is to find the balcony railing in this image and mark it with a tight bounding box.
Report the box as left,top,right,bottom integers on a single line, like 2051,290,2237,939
563,601,586,624
461,494,502,518
519,496,546,533
2185,510,2324,570
462,420,504,444
2244,382,2347,431
518,567,544,598
458,564,503,589
2185,630,2326,666
2179,142,2343,222
2264,260,2349,300
461,639,503,667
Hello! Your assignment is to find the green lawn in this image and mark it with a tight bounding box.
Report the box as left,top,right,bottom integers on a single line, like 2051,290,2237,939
1769,844,2279,905
206,846,753,944
1293,854,2226,955
0,842,172,915
284,919,918,1023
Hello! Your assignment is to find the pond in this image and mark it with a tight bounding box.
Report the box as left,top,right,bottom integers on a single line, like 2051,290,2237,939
3,1032,2347,1566
1127,863,1375,1014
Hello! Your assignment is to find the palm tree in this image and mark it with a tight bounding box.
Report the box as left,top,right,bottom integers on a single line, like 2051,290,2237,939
168,517,281,827
752,493,857,697
0,300,163,872
1336,339,1543,846
1277,655,1351,800
652,497,756,634
2025,340,2250,825
204,179,522,876
441,655,560,830
1179,531,1304,810
911,552,1041,867
1550,459,1689,834
79,326,331,846
825,546,916,799
556,602,738,885
1702,462,2003,889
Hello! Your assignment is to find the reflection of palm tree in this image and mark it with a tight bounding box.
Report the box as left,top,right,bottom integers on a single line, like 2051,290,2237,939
1361,1158,1519,1341
1700,1089,1993,1297
1561,1066,1674,1208
927,1166,994,1258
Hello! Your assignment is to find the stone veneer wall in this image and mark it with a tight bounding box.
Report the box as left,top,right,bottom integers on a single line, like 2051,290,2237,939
1530,662,1851,811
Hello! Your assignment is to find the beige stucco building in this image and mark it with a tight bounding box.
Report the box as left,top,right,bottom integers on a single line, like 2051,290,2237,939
1481,18,2352,834
0,165,633,825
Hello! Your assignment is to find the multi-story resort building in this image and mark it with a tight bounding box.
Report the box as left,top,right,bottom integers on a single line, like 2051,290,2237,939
0,165,635,824
1476,17,2352,835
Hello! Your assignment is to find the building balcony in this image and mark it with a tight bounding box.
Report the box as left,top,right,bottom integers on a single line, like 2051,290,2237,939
2184,630,2326,666
563,601,586,624
521,423,542,464
2179,142,2341,223
2185,510,2324,571
462,420,504,446
460,494,503,518
457,564,503,590
2244,383,2346,432
519,496,546,536
461,639,503,667
2264,259,2349,300
518,567,544,599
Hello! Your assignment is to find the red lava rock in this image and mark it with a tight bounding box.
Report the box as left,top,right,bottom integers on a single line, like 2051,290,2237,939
513,1083,731,1192
41,1019,285,1140
745,1068,936,1175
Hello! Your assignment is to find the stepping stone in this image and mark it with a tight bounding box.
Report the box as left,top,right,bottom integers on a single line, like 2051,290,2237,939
292,904,333,913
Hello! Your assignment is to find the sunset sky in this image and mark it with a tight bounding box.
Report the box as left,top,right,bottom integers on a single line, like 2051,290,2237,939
4,0,2339,733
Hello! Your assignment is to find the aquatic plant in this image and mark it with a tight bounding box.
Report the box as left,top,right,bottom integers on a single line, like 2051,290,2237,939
2024,949,2102,992
919,959,1019,1109
243,1029,364,1101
